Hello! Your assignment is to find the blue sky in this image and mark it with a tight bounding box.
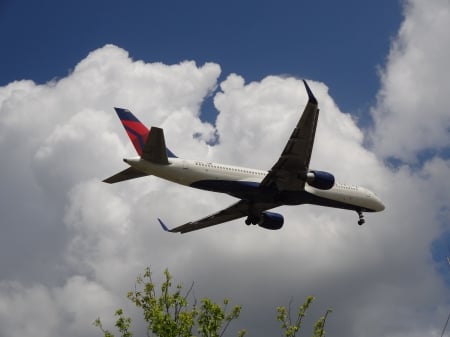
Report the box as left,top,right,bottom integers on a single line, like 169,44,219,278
2,1,450,337
1,0,400,117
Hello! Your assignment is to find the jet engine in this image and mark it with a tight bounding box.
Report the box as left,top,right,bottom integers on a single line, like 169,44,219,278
258,212,284,230
306,170,335,190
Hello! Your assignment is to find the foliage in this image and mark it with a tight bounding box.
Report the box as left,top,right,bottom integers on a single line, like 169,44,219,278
94,268,331,337
276,296,332,337
94,267,245,337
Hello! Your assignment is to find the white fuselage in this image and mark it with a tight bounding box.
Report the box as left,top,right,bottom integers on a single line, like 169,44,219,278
125,157,385,213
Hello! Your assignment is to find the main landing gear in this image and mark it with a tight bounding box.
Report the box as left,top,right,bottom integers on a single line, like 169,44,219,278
245,216,259,226
357,210,365,226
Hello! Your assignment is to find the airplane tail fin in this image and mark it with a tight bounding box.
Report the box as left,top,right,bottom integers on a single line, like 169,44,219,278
114,108,149,156
103,108,177,184
114,107,177,159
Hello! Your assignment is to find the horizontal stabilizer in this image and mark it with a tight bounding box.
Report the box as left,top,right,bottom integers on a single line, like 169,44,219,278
103,167,149,184
142,127,170,164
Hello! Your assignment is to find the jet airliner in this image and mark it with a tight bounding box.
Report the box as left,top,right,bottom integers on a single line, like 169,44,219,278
104,80,384,233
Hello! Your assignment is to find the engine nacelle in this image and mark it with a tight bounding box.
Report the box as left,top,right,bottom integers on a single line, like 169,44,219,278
306,170,335,190
258,212,284,230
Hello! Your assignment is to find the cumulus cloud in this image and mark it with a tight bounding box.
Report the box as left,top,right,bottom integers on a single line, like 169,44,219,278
370,0,450,163
1,1,450,334
0,276,118,337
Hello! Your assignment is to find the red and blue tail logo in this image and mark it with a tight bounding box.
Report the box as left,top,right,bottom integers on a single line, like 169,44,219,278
114,108,149,156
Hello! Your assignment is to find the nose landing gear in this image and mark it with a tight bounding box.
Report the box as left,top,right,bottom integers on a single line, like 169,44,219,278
357,210,365,226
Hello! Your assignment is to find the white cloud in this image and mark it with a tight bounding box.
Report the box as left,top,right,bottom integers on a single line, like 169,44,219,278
0,277,117,337
370,0,450,162
1,3,450,333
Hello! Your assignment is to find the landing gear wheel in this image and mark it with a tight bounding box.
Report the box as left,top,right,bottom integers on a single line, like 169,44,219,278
357,210,365,226
245,216,259,226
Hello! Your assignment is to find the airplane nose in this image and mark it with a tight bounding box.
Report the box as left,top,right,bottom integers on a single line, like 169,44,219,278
374,197,385,212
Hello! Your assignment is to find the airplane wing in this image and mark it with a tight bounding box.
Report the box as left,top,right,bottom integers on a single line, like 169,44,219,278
159,200,279,234
260,80,319,191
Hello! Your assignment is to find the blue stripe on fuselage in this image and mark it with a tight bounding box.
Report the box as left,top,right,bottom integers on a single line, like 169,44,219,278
190,180,378,212
190,180,273,201
166,148,177,158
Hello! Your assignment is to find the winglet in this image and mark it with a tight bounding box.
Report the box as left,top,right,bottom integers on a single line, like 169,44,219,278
158,218,170,232
303,80,317,105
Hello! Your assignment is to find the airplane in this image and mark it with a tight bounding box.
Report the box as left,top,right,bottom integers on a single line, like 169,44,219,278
103,80,385,234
